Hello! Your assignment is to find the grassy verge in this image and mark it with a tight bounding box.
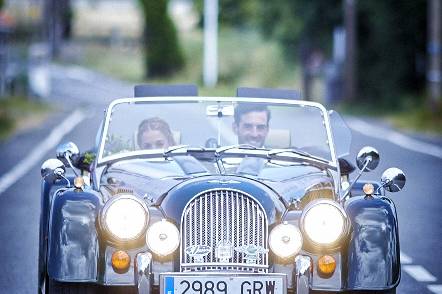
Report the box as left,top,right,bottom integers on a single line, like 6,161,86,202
0,96,51,141
387,106,442,136
338,97,442,136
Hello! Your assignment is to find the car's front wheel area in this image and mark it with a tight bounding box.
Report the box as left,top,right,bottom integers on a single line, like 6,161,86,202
48,279,138,294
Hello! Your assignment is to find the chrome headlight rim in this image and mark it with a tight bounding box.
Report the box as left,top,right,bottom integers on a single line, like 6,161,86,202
146,219,180,257
101,194,149,242
300,199,348,248
269,222,303,259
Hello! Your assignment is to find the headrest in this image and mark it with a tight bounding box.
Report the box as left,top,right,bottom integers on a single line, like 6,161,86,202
236,87,301,100
134,84,198,97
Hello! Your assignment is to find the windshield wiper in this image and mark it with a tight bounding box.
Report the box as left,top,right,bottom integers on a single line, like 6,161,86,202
162,145,191,156
267,148,312,158
267,148,331,165
215,144,263,157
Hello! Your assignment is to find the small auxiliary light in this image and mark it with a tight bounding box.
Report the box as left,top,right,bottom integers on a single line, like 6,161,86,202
111,250,131,273
73,176,85,189
317,255,336,277
363,183,375,196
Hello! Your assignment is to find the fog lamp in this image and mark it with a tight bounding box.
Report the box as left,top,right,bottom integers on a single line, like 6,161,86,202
317,255,336,276
146,219,180,257
269,222,302,259
111,250,130,273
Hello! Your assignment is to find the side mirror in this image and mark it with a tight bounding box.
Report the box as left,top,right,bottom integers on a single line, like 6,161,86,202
356,146,379,172
381,168,406,192
56,142,80,173
41,159,66,183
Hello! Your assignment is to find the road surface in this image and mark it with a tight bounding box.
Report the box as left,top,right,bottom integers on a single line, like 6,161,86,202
0,64,440,293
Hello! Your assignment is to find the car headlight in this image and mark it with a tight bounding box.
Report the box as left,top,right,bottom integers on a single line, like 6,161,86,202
102,195,148,241
301,200,347,246
269,222,302,259
146,219,180,256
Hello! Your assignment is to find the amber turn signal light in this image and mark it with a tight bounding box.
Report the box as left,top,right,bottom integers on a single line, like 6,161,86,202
317,255,336,277
111,250,131,273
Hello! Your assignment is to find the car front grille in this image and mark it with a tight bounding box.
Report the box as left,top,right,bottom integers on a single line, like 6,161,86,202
180,188,268,272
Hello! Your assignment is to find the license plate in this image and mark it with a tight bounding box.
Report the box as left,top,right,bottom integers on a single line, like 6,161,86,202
161,274,285,294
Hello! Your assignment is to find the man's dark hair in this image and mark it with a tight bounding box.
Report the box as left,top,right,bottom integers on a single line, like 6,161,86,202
233,103,271,125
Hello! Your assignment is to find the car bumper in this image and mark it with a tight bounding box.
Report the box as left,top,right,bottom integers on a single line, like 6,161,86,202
135,253,312,294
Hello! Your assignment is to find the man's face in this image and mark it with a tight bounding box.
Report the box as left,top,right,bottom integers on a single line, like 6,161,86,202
233,111,269,147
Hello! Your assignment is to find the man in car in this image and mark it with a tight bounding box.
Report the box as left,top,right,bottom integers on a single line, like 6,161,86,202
233,103,271,148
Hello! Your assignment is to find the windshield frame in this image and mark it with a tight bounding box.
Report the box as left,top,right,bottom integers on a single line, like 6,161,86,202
96,96,338,168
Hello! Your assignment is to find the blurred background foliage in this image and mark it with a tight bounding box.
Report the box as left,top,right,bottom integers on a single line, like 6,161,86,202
138,0,185,77
0,0,440,137
258,0,342,63
194,0,258,28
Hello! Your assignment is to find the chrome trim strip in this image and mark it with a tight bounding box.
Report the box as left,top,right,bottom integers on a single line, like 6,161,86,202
135,252,152,294
294,255,312,294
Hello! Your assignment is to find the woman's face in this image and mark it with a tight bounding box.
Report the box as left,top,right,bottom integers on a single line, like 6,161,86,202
140,130,170,149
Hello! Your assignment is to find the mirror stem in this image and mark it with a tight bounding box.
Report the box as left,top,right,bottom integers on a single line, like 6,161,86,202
65,154,79,177
59,174,71,188
341,158,371,200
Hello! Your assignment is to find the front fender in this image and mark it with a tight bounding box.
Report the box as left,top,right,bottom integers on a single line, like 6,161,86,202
47,188,103,282
344,196,400,290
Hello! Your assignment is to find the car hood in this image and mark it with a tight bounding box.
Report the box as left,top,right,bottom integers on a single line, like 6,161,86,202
102,159,334,224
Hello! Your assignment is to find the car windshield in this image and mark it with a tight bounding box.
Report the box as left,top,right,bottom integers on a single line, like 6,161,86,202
97,97,338,165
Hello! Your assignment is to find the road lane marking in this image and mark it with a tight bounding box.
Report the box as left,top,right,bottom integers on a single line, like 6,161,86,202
400,251,413,264
0,109,86,195
428,285,442,294
402,265,437,282
348,118,442,159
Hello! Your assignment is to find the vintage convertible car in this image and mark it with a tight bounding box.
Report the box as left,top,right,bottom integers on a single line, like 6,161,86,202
39,85,406,294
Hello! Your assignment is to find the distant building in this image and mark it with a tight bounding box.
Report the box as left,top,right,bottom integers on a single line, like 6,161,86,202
2,0,44,27
73,0,143,39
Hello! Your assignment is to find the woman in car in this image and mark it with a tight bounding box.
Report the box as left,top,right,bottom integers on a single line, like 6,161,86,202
137,117,175,149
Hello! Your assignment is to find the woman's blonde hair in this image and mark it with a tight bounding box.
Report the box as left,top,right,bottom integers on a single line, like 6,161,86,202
137,117,175,147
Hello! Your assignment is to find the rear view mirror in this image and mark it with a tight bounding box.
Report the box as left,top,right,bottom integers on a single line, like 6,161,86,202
356,146,379,172
206,105,234,117
381,168,406,192
41,159,66,183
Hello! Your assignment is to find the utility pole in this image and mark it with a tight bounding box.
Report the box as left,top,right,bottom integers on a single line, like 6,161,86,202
203,0,218,87
44,0,62,58
427,0,441,109
344,0,356,102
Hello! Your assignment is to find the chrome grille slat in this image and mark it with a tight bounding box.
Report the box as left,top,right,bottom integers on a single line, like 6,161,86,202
181,189,268,272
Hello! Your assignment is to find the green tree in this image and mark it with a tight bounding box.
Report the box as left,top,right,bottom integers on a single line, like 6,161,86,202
258,0,427,106
138,0,185,77
258,0,342,62
357,0,426,105
194,0,258,27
